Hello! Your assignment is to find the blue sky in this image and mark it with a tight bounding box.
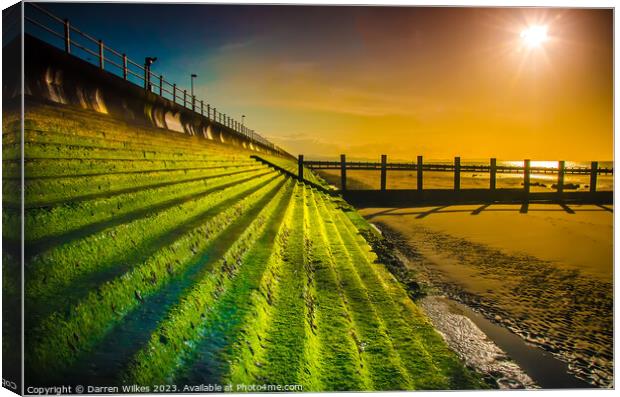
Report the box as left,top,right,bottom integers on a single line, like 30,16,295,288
24,3,613,161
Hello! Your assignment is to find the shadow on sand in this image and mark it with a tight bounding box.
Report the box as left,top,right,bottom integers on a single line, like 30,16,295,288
363,202,612,220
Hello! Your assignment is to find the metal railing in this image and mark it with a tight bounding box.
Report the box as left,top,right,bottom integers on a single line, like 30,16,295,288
25,2,283,153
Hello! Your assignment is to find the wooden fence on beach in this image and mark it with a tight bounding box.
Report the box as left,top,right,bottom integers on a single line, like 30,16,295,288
294,155,613,207
301,155,613,193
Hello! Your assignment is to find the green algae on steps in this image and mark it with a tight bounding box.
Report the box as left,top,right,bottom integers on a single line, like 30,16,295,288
13,101,486,391
26,176,288,378
25,173,282,320
14,164,263,206
7,169,274,241
125,180,295,384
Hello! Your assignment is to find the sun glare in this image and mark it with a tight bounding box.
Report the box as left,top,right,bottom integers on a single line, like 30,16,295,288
520,25,548,48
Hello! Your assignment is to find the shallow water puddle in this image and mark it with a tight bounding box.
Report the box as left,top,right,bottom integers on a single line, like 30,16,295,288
426,296,592,389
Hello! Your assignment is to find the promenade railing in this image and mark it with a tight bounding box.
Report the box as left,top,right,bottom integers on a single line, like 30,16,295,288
24,2,283,153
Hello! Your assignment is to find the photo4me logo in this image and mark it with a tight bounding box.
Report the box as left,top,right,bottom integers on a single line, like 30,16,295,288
2,378,17,391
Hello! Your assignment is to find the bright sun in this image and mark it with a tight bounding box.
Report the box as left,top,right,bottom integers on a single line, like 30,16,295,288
520,25,548,48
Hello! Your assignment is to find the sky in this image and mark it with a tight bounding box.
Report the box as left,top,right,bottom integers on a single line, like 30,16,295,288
26,3,613,161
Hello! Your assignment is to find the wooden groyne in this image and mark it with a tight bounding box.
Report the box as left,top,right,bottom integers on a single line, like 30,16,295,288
303,155,612,193
299,155,613,206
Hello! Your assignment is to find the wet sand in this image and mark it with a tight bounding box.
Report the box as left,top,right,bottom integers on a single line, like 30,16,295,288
360,204,613,388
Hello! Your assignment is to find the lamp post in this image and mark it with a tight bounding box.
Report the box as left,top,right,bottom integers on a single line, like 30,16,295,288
191,73,197,97
144,56,157,91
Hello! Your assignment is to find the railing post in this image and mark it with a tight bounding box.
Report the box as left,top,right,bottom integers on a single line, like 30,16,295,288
98,40,104,69
380,154,387,191
192,95,196,111
207,104,211,119
298,155,304,181
590,161,598,193
340,154,347,191
417,155,423,191
454,156,461,191
172,84,176,103
64,19,71,53
144,61,150,91
122,54,127,80
200,100,204,116
183,90,187,107
490,158,497,190
524,159,531,194
557,160,565,193
159,75,163,96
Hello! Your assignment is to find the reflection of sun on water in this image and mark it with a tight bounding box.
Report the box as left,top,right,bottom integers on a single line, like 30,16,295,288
504,160,558,168
532,160,559,169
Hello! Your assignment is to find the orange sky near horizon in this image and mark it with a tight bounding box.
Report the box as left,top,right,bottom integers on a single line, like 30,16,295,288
194,7,612,161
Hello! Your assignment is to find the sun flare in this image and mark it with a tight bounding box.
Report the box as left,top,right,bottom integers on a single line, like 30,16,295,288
520,25,548,48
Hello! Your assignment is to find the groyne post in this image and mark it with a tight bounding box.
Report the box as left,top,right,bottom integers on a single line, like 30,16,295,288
590,161,598,193
340,154,347,191
490,158,497,190
298,155,304,181
454,156,461,191
417,155,423,191
380,154,387,191
524,159,531,193
557,160,565,193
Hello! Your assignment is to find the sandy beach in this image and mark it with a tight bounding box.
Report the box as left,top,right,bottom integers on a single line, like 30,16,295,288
359,204,613,387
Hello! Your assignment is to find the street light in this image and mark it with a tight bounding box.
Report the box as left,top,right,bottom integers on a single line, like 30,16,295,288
144,56,157,91
191,73,197,97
